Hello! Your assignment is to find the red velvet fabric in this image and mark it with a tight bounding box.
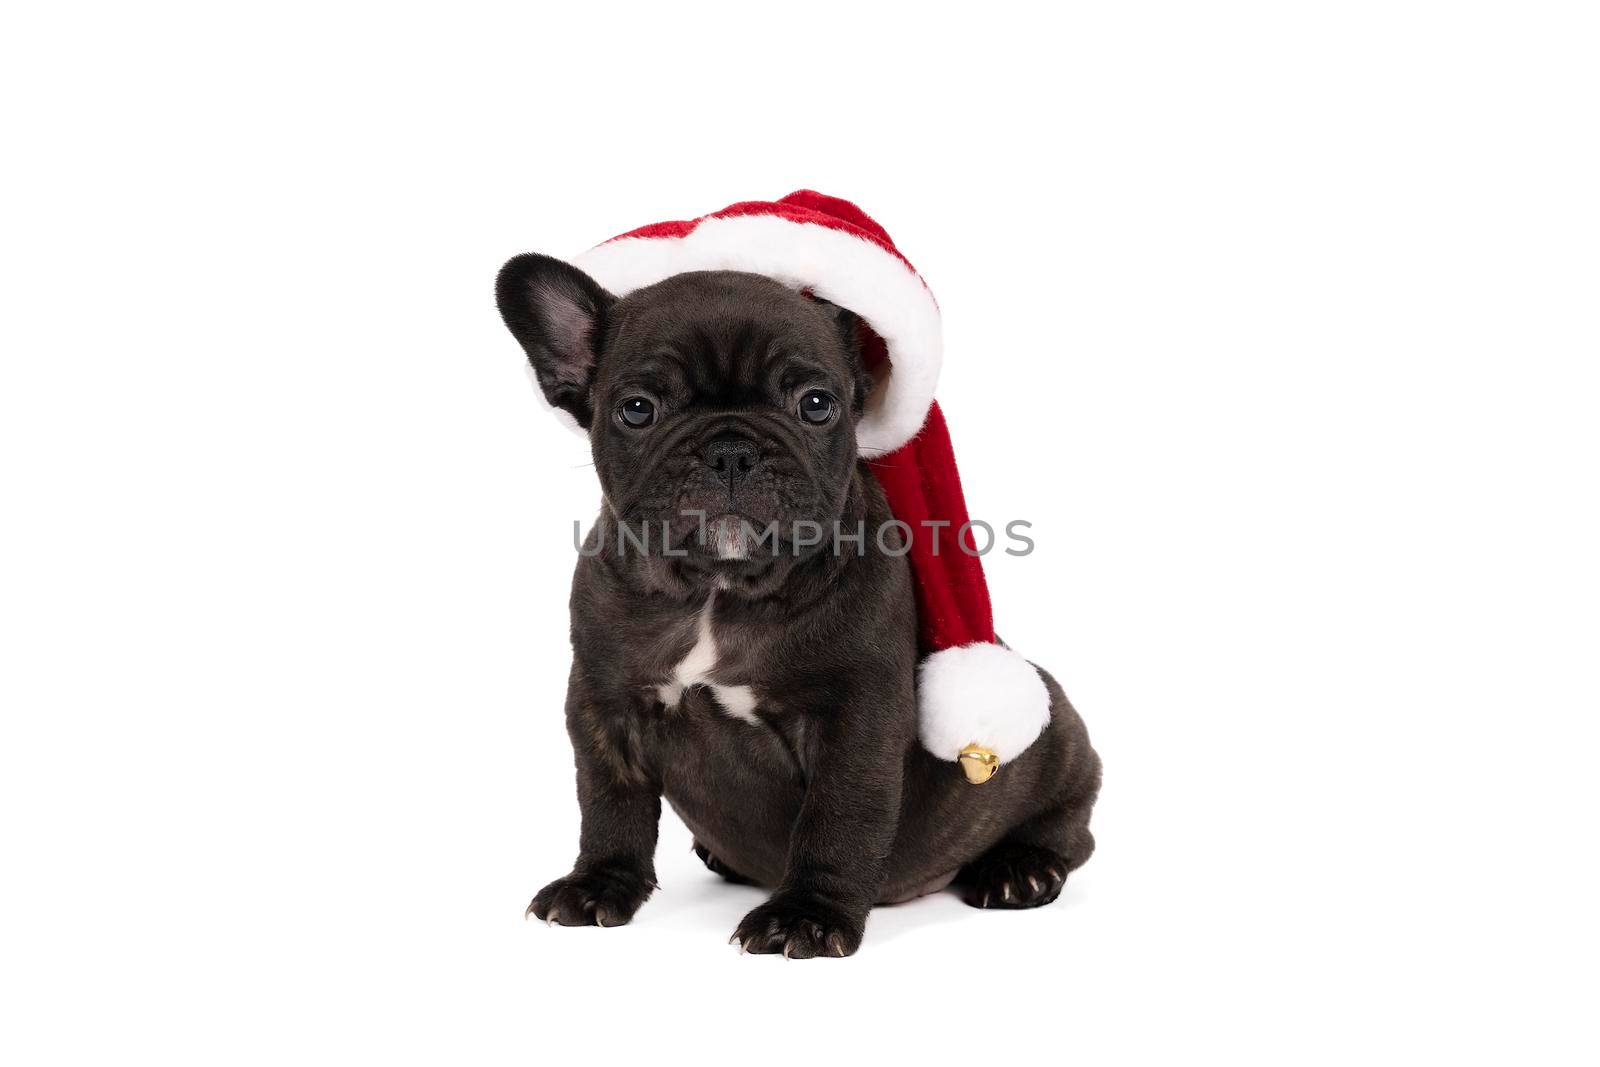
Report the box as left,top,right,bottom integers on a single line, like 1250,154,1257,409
611,189,917,273
867,404,996,654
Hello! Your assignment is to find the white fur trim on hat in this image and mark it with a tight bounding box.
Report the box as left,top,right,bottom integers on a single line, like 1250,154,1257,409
522,361,586,435
917,642,1052,762
574,213,942,456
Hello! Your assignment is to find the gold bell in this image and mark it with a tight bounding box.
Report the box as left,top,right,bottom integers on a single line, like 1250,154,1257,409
959,743,1000,784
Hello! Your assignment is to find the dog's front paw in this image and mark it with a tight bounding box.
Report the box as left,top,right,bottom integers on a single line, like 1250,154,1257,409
526,862,655,928
731,893,863,958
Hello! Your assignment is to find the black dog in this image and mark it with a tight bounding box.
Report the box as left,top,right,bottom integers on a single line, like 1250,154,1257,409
498,255,1101,957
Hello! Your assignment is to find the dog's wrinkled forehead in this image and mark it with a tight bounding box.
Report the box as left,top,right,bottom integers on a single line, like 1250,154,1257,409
599,271,854,402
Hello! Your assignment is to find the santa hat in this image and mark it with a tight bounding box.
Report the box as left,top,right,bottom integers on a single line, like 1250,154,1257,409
569,191,1051,776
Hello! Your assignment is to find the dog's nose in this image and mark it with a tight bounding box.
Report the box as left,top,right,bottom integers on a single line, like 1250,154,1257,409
702,435,761,490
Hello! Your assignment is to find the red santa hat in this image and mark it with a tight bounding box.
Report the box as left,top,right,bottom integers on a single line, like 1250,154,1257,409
570,191,1051,771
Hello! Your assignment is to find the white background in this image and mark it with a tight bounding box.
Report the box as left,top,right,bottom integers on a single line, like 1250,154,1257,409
3,2,1596,1063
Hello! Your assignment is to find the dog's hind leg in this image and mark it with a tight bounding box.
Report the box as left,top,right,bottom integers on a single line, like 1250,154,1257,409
691,839,757,886
955,747,1101,909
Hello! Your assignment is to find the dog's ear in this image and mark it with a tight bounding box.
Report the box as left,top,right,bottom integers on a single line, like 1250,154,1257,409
815,298,871,415
496,253,615,428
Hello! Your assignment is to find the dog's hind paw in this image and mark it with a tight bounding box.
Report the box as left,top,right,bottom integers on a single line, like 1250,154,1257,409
691,839,757,886
956,841,1070,909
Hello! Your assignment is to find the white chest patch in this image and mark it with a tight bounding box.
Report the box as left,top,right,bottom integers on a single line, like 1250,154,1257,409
656,593,760,724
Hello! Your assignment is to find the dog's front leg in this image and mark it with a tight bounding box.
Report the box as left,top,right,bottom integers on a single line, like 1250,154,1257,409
527,679,660,928
731,690,906,958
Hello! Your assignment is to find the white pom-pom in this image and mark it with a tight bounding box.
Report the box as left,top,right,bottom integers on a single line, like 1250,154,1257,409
917,642,1052,762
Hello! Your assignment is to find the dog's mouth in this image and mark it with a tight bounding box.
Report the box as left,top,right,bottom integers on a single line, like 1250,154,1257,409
704,513,765,560
658,511,777,561
607,448,841,567
628,504,842,566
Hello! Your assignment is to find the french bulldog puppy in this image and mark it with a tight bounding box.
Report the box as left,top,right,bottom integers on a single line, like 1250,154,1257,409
498,255,1101,958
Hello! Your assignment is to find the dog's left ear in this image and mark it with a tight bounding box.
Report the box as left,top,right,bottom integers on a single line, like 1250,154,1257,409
496,253,615,429
814,298,871,415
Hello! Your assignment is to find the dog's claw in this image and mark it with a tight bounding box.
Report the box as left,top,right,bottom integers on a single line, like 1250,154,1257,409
731,895,859,958
959,842,1073,910
528,869,653,928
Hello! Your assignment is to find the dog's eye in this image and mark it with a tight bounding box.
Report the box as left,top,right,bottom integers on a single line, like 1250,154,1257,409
798,390,836,425
617,397,656,428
